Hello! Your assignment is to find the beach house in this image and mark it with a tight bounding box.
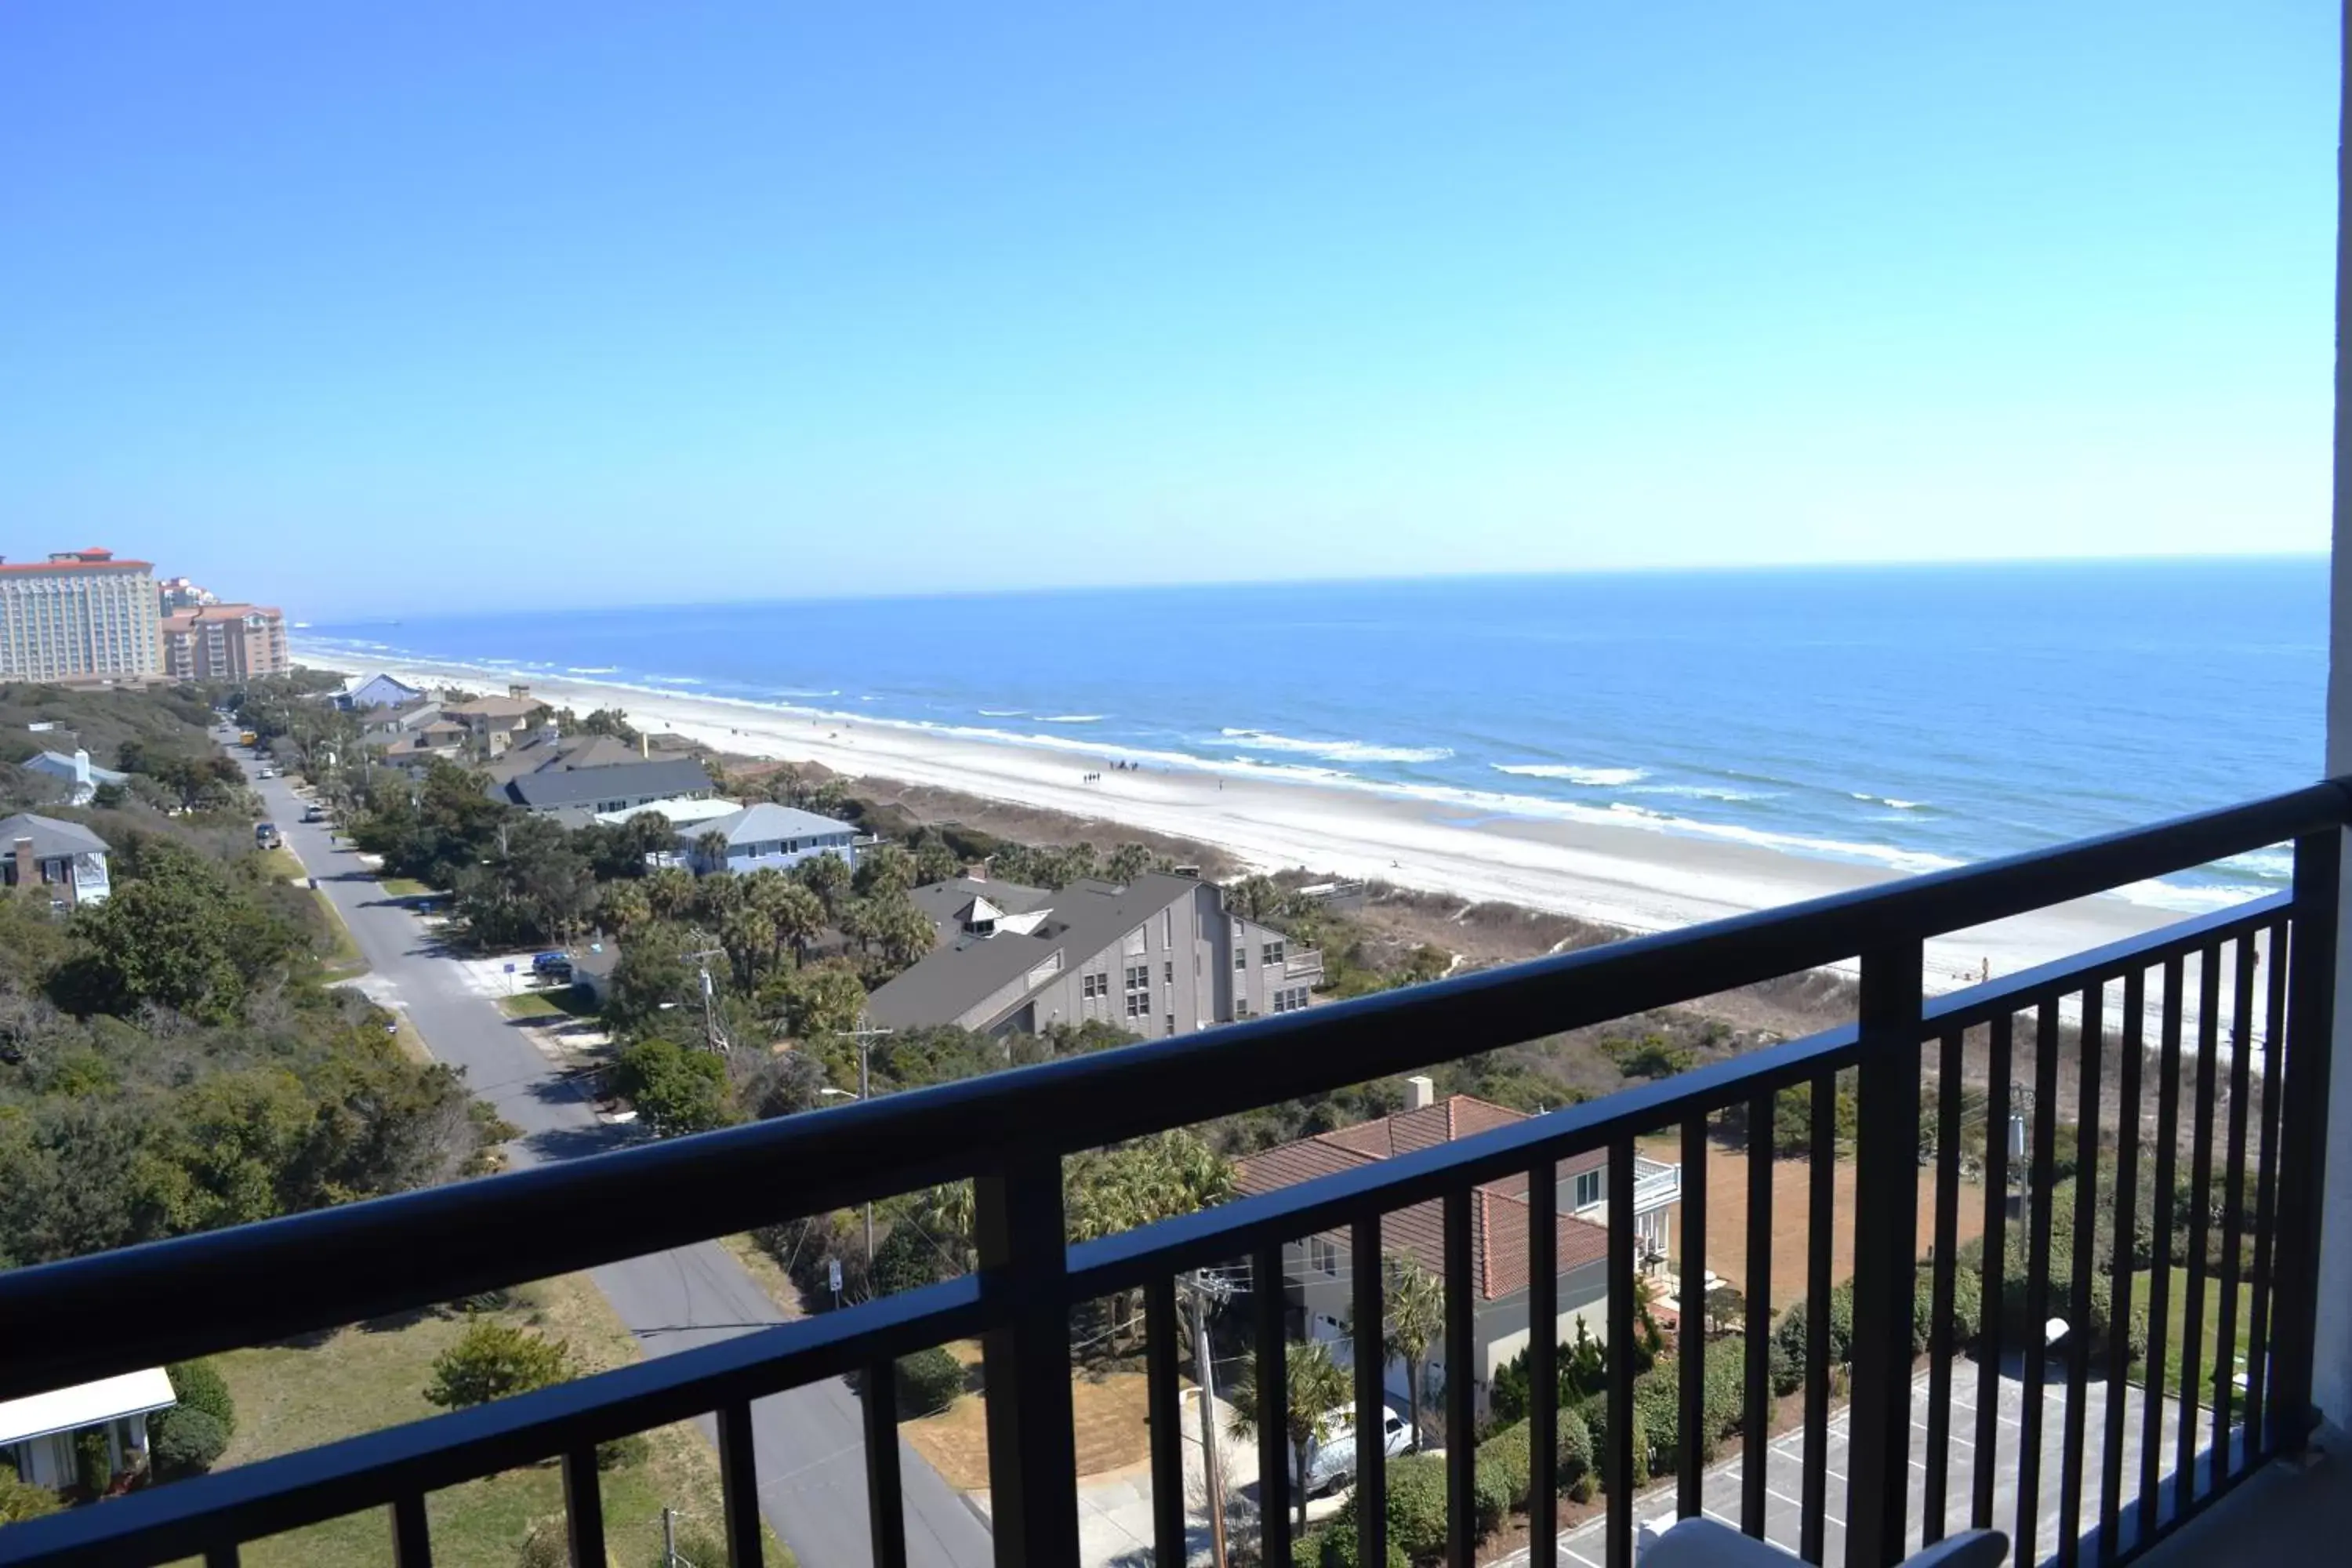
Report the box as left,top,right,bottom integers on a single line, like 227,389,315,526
863,870,1319,1037
20,750,127,807
1236,1076,1681,1420
338,673,426,712
441,685,549,755
0,1369,175,1494
674,801,858,876
0,813,111,906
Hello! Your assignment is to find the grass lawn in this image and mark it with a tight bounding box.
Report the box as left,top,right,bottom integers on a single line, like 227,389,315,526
498,987,598,1022
1636,1131,1986,1312
2132,1266,2255,1412
899,1340,1155,1490
380,876,437,899
183,1273,788,1568
308,889,367,978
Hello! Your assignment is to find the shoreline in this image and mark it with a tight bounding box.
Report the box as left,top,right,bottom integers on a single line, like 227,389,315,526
294,645,2185,995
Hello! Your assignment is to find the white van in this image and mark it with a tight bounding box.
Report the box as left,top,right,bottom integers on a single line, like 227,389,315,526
1296,1402,1415,1494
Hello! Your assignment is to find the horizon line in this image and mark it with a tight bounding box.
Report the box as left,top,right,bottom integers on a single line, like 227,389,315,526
297,550,2327,626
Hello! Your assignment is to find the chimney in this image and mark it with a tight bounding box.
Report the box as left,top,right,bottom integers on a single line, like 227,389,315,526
641,733,649,759
1405,1074,1435,1112
13,837,34,891
509,682,532,701
965,861,988,882
72,749,91,789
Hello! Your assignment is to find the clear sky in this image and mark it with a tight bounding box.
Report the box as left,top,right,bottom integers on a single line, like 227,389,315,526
0,3,2337,619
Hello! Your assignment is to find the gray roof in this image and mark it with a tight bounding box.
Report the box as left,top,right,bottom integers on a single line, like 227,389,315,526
0,812,109,859
504,757,712,810
570,942,621,980
866,873,1203,1032
25,751,129,786
908,876,1053,943
680,801,858,848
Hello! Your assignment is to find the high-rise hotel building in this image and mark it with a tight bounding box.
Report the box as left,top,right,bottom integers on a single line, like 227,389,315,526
0,549,164,681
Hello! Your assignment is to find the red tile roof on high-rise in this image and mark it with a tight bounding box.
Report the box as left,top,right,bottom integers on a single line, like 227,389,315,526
0,548,153,575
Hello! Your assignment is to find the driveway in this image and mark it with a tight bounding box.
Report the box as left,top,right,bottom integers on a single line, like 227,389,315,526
234,735,992,1568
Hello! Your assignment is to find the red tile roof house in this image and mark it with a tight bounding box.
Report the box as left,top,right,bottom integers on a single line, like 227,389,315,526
1234,1078,1682,1424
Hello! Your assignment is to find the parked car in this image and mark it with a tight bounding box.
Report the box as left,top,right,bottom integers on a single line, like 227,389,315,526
302,804,326,823
532,952,573,981
1296,1399,1414,1494
256,764,277,779
254,822,280,850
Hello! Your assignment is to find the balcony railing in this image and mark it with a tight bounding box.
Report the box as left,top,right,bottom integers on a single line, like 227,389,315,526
1630,1153,1681,1214
1,782,2346,1568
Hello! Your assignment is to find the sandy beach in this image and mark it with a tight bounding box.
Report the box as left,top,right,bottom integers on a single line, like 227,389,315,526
296,647,2205,997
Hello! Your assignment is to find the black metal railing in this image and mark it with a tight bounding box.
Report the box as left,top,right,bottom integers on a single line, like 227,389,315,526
1,783,2346,1568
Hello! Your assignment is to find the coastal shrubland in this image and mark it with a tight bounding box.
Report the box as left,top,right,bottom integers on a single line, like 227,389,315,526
0,683,506,1272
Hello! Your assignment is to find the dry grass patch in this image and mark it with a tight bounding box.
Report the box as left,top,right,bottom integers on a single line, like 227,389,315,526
898,1341,1156,1491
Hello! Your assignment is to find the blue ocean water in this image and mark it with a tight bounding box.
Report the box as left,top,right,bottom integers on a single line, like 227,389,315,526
307,558,2327,912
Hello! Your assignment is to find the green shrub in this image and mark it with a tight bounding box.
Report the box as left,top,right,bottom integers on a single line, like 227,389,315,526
896,1345,967,1418
1701,1337,1748,1443
653,1528,730,1568
1379,1453,1450,1563
596,1433,649,1471
1472,1454,1513,1535
0,1470,62,1524
164,1358,236,1438
1577,1399,1648,1492
425,1320,574,1409
1772,1284,1856,1372
1478,1421,1534,1508
516,1519,568,1568
151,1406,230,1477
1556,1404,1593,1489
1313,1526,1411,1568
1630,1371,1678,1476
73,1428,112,1495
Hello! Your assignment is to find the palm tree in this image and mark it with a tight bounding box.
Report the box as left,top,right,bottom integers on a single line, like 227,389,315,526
1228,1340,1351,1534
644,866,695,920
768,880,825,967
873,895,938,968
695,829,731,877
598,880,652,937
1375,1254,1446,1451
855,842,916,900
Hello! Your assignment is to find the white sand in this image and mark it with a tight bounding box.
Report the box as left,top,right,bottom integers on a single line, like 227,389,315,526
299,646,2196,998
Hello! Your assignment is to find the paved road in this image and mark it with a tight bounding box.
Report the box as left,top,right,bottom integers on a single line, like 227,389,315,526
237,739,993,1568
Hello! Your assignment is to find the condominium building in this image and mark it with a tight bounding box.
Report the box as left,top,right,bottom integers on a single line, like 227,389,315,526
156,576,219,613
158,604,289,683
0,549,162,681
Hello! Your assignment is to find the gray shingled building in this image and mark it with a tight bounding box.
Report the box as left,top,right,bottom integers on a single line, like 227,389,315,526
865,871,1321,1039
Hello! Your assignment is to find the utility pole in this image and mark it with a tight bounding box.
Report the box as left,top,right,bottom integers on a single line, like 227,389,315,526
1181,1270,1233,1568
680,946,730,1053
817,1019,895,1272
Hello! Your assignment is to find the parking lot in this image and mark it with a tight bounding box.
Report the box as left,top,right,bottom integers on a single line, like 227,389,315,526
1525,1367,2189,1568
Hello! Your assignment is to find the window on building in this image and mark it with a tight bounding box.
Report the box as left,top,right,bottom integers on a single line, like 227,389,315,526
1165,1013,1175,1035
1126,991,1145,1019
1573,1169,1603,1210
1081,974,1099,1000
1263,940,1284,966
1163,960,1174,984
1163,908,1174,948
1308,1235,1340,1276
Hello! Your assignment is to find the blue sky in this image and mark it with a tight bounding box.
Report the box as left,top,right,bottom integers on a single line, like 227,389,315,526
0,3,2336,619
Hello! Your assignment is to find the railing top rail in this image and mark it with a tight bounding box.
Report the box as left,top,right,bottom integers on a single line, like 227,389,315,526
0,782,2339,1399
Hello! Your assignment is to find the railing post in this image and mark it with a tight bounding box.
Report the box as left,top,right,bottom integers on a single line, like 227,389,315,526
1843,941,1922,1568
2271,829,2342,1451
975,1153,1080,1568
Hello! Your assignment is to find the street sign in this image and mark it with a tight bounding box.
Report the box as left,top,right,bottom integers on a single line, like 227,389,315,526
828,1258,843,1296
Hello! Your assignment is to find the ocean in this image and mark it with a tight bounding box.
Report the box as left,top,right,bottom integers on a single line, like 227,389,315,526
305,557,2327,913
